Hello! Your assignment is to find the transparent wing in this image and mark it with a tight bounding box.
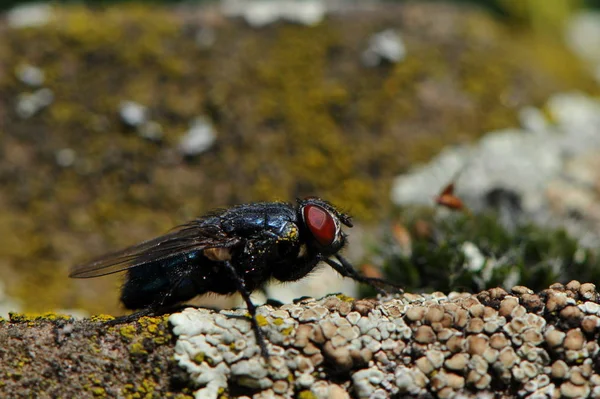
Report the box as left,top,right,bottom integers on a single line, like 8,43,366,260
69,220,240,278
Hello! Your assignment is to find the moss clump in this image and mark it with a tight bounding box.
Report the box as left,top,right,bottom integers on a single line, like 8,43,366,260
368,209,599,294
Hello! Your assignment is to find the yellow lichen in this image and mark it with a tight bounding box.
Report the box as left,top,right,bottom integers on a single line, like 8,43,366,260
192,353,205,364
336,294,355,303
8,312,72,323
91,387,106,397
255,314,268,327
119,325,137,340
90,314,116,322
298,391,317,399
128,342,148,356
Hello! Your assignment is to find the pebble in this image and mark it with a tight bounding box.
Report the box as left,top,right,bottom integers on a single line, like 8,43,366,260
178,117,216,156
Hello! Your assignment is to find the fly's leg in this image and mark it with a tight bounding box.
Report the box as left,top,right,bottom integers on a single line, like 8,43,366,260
223,260,270,360
324,255,404,296
105,308,156,325
108,268,194,326
105,303,188,325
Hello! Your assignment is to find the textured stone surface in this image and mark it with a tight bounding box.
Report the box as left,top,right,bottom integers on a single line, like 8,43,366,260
171,281,600,399
3,281,600,397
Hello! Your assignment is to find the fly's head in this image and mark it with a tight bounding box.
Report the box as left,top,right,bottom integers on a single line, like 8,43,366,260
297,197,352,257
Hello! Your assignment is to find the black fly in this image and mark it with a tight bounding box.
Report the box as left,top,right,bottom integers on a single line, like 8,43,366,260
70,197,401,358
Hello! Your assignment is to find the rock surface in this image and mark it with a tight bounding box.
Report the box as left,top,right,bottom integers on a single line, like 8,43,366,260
3,282,598,398
170,282,600,398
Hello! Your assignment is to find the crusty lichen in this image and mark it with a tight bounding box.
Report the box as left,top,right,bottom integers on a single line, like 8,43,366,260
11,283,599,398
0,311,183,398
169,283,600,398
8,312,73,323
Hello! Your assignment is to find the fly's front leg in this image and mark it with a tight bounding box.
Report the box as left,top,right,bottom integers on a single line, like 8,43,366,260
222,260,270,360
324,255,404,296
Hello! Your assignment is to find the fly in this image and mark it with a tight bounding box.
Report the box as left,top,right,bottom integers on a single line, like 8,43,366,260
70,197,401,359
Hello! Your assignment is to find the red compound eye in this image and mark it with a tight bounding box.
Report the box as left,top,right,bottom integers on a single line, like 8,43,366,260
303,205,337,246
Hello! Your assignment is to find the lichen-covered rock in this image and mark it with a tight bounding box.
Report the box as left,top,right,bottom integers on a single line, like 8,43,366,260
0,314,184,398
169,281,600,398
4,282,600,397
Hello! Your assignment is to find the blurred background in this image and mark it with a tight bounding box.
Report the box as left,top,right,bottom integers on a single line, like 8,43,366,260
1,0,600,318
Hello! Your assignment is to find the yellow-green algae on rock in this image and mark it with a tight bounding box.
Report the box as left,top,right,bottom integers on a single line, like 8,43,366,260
0,2,597,315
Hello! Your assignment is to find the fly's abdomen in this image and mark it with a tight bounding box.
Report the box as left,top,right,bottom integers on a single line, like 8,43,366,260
120,254,203,310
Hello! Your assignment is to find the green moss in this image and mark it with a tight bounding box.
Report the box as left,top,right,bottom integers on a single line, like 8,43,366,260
370,209,600,294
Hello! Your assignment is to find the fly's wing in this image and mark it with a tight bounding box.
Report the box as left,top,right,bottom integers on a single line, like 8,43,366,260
69,219,241,278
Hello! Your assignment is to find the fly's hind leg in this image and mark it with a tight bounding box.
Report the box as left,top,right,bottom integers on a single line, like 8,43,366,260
105,308,157,325
222,260,270,360
104,303,186,326
107,271,195,326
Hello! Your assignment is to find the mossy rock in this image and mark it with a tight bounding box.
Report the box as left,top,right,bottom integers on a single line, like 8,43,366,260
364,209,600,295
0,2,597,314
